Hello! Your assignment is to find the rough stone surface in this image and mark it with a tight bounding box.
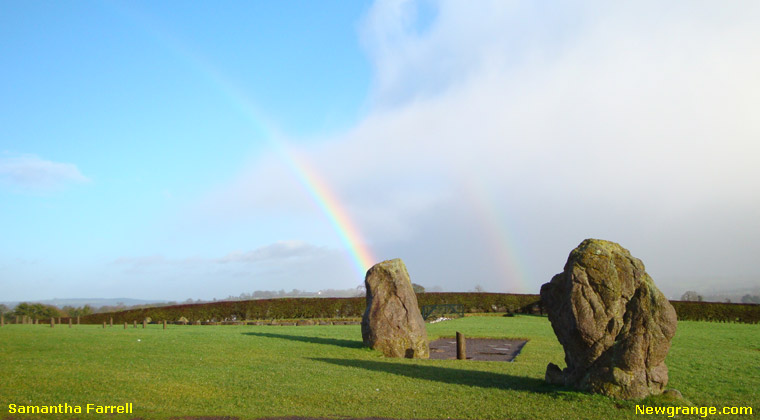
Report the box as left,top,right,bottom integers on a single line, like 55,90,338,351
540,239,677,399
361,258,429,358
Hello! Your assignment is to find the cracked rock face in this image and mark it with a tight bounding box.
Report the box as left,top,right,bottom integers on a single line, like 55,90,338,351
361,258,429,358
541,239,677,399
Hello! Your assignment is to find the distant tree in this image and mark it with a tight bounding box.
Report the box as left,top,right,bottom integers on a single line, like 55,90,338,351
12,302,61,320
411,283,426,293
471,285,486,293
680,291,703,302
253,290,276,299
741,294,760,304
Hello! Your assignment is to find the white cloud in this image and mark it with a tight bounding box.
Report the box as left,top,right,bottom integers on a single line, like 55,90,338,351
0,154,90,191
216,241,329,264
112,241,330,268
106,241,355,298
195,0,760,293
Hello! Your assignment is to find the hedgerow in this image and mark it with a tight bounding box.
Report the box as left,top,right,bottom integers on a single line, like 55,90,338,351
76,293,541,325
670,300,760,324
73,293,758,325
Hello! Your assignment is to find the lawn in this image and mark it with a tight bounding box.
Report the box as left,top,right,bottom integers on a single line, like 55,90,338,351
1,315,757,419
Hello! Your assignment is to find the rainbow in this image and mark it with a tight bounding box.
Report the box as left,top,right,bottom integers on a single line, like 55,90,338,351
273,145,376,276
114,4,376,276
461,178,531,293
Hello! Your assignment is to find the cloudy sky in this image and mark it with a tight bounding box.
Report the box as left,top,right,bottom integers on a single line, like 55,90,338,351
2,0,758,302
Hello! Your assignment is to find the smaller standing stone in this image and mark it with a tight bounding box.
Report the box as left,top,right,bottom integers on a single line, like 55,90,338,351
361,258,429,358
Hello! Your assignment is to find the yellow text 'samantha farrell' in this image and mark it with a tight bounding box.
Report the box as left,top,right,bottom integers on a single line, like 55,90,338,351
8,403,133,415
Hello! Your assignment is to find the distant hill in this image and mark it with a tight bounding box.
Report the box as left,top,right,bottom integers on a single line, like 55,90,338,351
0,298,167,309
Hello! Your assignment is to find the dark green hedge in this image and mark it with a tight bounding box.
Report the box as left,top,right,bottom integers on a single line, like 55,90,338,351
417,293,542,314
77,293,542,325
75,294,758,325
78,297,364,325
670,301,760,324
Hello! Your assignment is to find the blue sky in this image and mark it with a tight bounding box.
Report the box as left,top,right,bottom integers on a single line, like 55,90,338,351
2,0,759,302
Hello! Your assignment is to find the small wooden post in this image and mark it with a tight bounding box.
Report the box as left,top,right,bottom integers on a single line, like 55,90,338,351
133,320,137,328
124,322,127,329
1,315,4,326
69,318,72,328
35,318,38,325
143,319,146,329
51,318,55,328
103,321,106,329
456,331,466,360
77,316,80,325
163,320,166,330
109,317,113,327
16,316,20,324
58,317,61,325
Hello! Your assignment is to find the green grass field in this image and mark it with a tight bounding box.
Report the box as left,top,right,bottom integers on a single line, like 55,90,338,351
1,315,758,419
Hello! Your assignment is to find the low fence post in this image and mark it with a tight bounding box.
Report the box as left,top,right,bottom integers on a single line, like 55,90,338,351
77,316,80,325
124,322,127,329
456,331,466,360
143,319,146,329
103,321,106,329
50,318,54,328
133,320,137,328
69,318,72,328
163,320,166,330
109,317,113,327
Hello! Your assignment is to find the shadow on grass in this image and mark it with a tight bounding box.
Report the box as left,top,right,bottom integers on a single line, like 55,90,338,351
243,332,364,349
311,357,548,392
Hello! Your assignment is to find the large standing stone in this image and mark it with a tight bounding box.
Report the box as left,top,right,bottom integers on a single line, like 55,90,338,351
541,239,677,399
361,258,429,358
